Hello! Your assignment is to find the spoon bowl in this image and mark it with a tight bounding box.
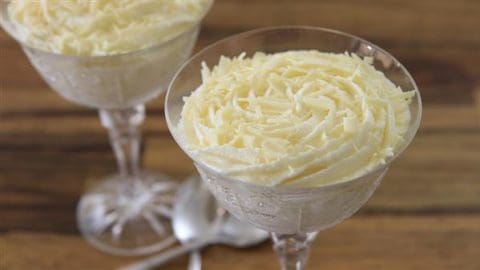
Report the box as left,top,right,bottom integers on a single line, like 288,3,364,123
120,176,268,270
218,214,271,247
173,176,219,243
174,176,269,246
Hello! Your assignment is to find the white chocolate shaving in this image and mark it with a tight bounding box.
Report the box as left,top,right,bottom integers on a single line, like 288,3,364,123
7,0,212,56
179,51,414,187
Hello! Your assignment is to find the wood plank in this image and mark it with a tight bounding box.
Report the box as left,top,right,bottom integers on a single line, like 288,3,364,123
203,0,480,46
1,128,477,232
2,216,479,270
0,105,478,138
2,44,479,113
8,0,478,51
144,132,480,212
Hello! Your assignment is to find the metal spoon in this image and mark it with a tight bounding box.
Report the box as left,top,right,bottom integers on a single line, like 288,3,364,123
120,176,269,270
174,176,220,270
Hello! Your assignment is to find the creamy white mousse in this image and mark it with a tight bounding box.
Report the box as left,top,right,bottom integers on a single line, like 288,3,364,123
7,0,212,56
178,51,414,187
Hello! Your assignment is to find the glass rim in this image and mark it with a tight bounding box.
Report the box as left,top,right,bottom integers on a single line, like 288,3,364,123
165,25,423,193
0,0,214,59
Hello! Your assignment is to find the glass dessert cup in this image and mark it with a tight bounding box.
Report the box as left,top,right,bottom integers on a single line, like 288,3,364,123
0,1,212,256
166,26,422,269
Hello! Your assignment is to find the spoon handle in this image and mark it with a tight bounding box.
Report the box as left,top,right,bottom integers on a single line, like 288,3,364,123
119,241,207,270
188,251,202,270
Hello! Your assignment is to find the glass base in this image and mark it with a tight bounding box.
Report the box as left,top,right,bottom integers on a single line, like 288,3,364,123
77,171,178,256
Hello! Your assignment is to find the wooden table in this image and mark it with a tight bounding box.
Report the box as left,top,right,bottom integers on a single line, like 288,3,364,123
1,1,479,269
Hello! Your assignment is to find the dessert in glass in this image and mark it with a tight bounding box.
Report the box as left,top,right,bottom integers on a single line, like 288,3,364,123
0,0,213,255
166,26,422,269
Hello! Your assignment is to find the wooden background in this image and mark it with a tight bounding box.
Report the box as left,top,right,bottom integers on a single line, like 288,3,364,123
1,0,479,269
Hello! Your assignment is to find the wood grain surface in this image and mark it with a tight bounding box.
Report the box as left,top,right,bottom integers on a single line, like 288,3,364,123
1,0,479,269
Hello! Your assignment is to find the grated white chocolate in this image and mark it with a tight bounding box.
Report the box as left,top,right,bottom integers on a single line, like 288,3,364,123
179,51,414,187
7,0,212,56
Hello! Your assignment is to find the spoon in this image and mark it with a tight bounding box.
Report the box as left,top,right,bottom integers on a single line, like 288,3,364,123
173,176,221,270
120,176,269,270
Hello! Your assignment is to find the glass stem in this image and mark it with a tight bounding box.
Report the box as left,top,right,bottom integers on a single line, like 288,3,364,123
99,105,145,184
271,232,318,270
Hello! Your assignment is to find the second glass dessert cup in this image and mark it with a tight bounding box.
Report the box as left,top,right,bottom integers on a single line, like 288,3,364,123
0,1,211,256
166,26,422,269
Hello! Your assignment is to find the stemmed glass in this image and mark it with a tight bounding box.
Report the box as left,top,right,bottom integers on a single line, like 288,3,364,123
166,26,422,269
0,1,212,255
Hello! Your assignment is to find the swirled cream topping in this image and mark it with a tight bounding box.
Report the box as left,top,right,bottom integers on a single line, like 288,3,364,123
6,0,212,56
179,51,414,187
